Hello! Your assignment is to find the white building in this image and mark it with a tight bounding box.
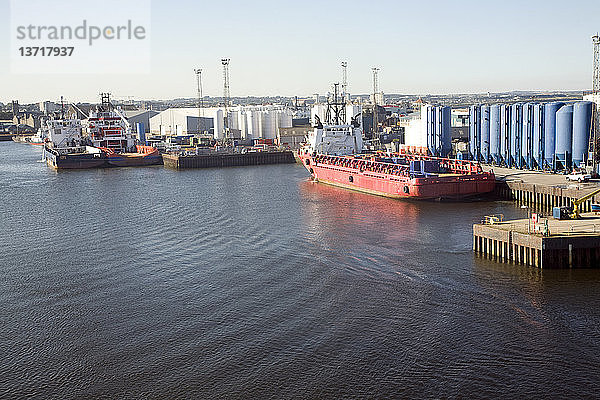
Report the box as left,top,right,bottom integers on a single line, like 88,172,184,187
400,105,428,149
149,105,293,140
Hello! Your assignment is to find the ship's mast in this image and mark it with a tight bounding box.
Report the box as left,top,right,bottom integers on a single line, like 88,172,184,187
100,92,112,112
325,83,346,125
341,61,348,101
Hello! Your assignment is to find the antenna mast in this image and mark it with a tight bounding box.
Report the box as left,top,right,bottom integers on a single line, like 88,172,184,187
222,58,230,140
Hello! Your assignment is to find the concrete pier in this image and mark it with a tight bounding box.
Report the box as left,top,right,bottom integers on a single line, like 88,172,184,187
473,214,600,268
163,150,295,169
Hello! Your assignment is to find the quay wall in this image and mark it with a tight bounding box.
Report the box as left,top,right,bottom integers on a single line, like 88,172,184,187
163,151,295,169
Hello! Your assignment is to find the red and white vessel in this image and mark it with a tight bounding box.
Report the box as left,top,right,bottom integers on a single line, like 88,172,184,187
298,103,495,200
87,93,161,167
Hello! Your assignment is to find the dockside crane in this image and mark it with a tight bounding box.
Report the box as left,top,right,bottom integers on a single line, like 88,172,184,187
591,35,600,175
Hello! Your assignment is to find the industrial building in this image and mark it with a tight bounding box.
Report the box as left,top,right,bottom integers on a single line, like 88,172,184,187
124,110,159,134
149,105,293,140
401,105,452,156
276,126,310,150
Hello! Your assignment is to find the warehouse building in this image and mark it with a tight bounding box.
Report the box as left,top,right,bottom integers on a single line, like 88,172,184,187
125,110,159,134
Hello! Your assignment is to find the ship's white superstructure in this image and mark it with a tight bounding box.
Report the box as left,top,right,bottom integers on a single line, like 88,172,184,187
45,118,86,148
87,97,136,152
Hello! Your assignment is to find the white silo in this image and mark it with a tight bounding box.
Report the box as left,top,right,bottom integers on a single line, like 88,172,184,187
237,109,247,139
345,104,362,126
263,110,277,139
258,111,265,139
311,104,327,125
246,109,257,139
279,109,293,128
214,109,224,140
229,110,239,131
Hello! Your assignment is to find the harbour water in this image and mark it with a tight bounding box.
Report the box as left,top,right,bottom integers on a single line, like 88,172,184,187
2,142,600,398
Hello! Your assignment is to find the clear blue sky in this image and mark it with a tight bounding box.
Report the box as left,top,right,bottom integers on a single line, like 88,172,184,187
0,0,599,103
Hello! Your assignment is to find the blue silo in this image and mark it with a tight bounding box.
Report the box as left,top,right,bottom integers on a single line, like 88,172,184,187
532,104,544,169
544,102,564,169
480,105,490,163
500,104,511,165
572,101,593,167
555,104,573,170
510,103,522,168
437,106,452,157
521,103,534,169
469,105,481,160
490,104,501,164
427,105,436,155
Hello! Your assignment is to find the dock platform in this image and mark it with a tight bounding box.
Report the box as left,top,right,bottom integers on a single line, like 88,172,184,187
473,213,600,268
486,166,600,212
163,150,295,169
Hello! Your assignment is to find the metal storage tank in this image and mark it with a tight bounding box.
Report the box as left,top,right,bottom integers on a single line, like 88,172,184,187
214,109,224,140
480,105,490,163
427,105,436,155
489,105,501,164
510,103,522,168
469,105,480,160
500,104,511,165
345,104,362,127
572,101,593,167
532,104,544,169
437,106,452,157
543,102,564,169
555,104,573,170
521,103,534,169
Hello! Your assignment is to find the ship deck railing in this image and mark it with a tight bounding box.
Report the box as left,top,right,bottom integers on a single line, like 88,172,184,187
313,153,489,177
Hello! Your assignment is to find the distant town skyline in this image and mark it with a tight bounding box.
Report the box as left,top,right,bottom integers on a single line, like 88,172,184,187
0,0,599,103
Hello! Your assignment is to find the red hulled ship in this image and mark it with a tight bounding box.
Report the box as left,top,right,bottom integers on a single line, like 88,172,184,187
298,98,495,200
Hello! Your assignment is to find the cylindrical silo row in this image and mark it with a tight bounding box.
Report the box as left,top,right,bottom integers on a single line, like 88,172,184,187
466,100,593,170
